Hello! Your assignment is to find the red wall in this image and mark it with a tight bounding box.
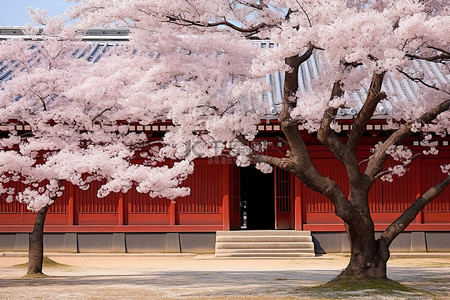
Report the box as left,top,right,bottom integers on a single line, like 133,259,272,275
0,159,226,232
300,153,450,231
1,151,449,232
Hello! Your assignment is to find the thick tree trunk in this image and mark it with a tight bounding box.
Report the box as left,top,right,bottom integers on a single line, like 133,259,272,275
337,185,391,280
27,205,49,275
339,224,390,279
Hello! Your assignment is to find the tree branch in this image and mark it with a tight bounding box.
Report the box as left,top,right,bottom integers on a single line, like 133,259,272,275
236,134,291,171
405,52,450,63
234,0,267,10
427,45,450,55
397,67,448,93
379,175,450,246
165,14,268,35
275,52,358,224
317,81,345,156
347,72,386,151
250,153,290,170
279,46,315,125
373,153,421,181
296,1,312,27
317,80,369,187
130,139,166,149
34,93,47,111
365,99,450,178
92,108,113,123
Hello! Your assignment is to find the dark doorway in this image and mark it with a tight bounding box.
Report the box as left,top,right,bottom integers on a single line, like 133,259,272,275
240,165,275,229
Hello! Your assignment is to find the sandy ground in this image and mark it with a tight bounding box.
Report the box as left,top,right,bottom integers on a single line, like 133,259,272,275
0,254,449,299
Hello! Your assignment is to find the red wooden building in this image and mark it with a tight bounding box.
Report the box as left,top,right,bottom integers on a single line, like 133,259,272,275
1,120,449,253
0,28,449,253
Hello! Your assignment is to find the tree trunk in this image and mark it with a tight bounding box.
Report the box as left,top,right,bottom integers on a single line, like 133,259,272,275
340,227,390,279
27,205,49,275
336,205,390,280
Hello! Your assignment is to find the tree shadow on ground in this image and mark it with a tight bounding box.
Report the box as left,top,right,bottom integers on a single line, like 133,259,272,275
1,268,449,299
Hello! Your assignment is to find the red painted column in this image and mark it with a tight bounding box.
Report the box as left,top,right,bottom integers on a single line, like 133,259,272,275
169,200,176,225
68,183,74,226
222,163,230,231
127,195,132,224
274,167,278,229
20,199,24,225
118,192,124,225
294,177,303,230
415,156,423,224
290,174,295,228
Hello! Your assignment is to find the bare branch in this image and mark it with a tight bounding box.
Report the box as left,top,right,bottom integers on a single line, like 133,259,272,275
296,1,312,27
318,80,368,186
92,108,113,123
427,45,450,55
34,93,47,111
235,0,267,10
359,157,370,166
397,67,450,95
130,139,166,149
380,175,450,246
405,52,450,63
165,14,268,35
273,52,359,224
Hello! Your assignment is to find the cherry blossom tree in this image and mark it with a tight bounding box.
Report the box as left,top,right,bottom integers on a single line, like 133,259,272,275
61,0,450,281
0,17,192,274
0,34,129,274
2,0,449,281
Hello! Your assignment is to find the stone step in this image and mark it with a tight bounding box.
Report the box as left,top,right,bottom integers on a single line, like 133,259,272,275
216,242,314,249
216,236,312,243
215,248,315,254
215,230,316,258
216,230,311,236
215,252,316,258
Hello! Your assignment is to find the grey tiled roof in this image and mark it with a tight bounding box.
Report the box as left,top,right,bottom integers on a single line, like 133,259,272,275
1,28,449,120
258,40,450,118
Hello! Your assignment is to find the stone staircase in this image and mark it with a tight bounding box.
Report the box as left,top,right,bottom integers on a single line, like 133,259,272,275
215,230,316,258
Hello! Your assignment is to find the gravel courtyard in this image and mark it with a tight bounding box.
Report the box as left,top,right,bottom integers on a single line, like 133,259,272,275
1,253,449,299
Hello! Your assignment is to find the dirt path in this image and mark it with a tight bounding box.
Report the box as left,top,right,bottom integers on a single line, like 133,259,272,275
0,254,449,299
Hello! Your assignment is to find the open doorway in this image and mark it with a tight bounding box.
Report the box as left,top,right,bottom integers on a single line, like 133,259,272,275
240,165,275,229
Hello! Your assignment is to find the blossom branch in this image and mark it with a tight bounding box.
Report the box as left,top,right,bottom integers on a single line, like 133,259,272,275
373,153,421,181
365,99,450,179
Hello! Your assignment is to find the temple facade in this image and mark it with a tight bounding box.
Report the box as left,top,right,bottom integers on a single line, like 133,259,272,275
0,27,449,253
1,120,449,253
